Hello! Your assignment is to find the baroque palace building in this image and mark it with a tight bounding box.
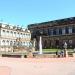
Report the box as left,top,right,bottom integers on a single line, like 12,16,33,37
0,22,31,52
28,17,75,49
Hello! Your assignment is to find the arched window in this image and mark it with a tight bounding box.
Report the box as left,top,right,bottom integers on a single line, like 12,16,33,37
7,40,9,45
14,32,16,34
10,41,13,46
2,30,5,36
7,31,9,36
2,40,5,45
3,30,5,32
18,32,19,37
20,33,22,38
14,41,16,46
7,31,9,33
11,31,13,36
14,32,16,37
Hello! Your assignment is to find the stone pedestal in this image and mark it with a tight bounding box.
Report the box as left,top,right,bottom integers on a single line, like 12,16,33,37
32,47,35,52
64,49,68,57
73,53,75,57
27,52,33,58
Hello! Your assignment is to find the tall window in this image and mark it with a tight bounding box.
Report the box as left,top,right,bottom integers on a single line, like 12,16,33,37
59,28,62,35
43,29,48,35
2,40,5,45
7,40,9,45
72,26,75,33
53,29,56,35
2,30,5,36
11,31,13,36
10,41,13,46
48,29,51,35
62,27,65,35
65,27,69,34
56,28,59,35
14,32,16,37
3,30,5,32
7,31,9,36
23,34,25,38
51,29,53,35
20,42,22,46
17,33,19,38
21,33,22,38
27,34,30,38
69,27,72,34
14,41,16,46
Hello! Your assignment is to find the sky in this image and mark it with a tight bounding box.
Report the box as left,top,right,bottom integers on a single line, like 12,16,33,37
0,0,75,27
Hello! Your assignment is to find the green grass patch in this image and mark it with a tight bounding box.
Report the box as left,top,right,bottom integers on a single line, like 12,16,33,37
34,49,74,53
43,49,60,52
42,49,74,52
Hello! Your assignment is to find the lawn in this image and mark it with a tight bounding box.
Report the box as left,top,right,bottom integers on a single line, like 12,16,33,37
42,49,74,53
42,49,60,52
34,49,74,54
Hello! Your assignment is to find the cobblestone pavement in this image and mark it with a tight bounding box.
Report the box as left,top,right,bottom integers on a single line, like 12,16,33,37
0,57,75,75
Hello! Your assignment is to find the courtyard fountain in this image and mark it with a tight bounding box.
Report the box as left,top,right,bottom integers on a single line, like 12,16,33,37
39,36,43,54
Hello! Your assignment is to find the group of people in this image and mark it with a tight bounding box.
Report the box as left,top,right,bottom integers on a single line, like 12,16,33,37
56,50,65,57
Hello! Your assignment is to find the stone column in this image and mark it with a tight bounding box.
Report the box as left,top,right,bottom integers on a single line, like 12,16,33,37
32,39,36,52
39,36,43,54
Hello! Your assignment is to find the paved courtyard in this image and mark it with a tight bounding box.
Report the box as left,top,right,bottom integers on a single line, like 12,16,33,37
0,57,75,75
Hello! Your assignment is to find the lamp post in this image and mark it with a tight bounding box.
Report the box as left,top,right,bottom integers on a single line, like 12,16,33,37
32,38,36,52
